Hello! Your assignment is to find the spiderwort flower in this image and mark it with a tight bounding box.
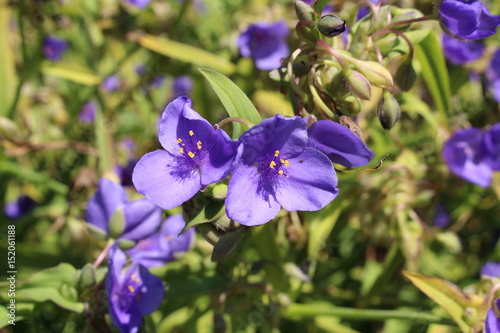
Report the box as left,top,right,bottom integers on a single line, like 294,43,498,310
102,75,120,92
482,123,500,170
226,115,339,226
172,76,193,98
487,49,500,102
307,120,374,167
486,298,500,333
238,21,290,71
106,243,164,333
481,261,500,278
4,195,36,220
127,214,194,268
133,96,241,209
86,178,162,242
438,0,500,40
442,34,485,65
78,101,97,124
433,203,451,228
42,36,68,62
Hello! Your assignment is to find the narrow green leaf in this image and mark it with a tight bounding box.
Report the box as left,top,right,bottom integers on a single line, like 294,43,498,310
199,68,262,138
403,271,483,332
414,31,451,122
41,63,101,85
23,263,77,288
16,287,84,313
138,34,236,75
0,1,16,117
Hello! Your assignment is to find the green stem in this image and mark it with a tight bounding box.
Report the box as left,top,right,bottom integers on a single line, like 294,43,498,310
283,303,457,326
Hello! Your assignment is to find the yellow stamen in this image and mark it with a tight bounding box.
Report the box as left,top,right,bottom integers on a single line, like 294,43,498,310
188,152,195,158
269,161,276,168
131,274,137,280
179,148,184,154
176,138,182,143
278,170,284,175
135,278,140,283
280,159,285,164
197,141,202,150
189,130,194,136
128,285,135,293
274,150,280,157
284,160,290,167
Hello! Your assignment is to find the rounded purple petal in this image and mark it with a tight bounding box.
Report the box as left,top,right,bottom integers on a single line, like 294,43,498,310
442,34,485,65
172,76,193,98
132,150,201,209
42,36,68,62
486,306,500,333
133,265,165,316
442,128,492,187
86,179,129,233
275,148,339,211
78,101,97,124
102,75,120,92
307,120,374,167
481,261,500,278
226,163,281,226
120,199,163,242
125,0,151,9
482,122,500,170
4,195,36,220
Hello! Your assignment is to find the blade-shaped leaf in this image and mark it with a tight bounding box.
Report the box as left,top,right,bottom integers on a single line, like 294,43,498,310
0,2,16,117
41,63,101,85
138,34,236,75
16,287,84,313
22,263,77,288
199,68,262,138
403,271,483,332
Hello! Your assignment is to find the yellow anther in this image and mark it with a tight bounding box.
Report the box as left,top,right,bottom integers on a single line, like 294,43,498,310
274,150,280,157
189,130,194,136
278,170,284,175
269,161,276,168
280,159,285,164
179,148,184,154
135,278,140,283
176,138,182,143
128,285,135,293
188,152,195,158
197,141,202,150
284,160,290,167
131,274,137,280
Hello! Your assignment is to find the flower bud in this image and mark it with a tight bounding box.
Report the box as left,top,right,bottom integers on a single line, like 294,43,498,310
395,58,417,91
294,0,315,21
337,96,363,117
210,183,228,200
354,60,393,88
211,228,246,262
77,263,96,291
377,90,401,130
296,21,320,43
371,5,392,32
317,15,346,37
345,69,372,100
108,206,125,239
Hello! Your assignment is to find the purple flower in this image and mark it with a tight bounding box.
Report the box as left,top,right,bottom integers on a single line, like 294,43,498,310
307,120,374,167
442,34,485,65
486,298,500,333
481,261,500,277
226,115,339,226
482,123,500,170
116,159,137,187
438,0,500,40
238,21,290,71
433,203,451,228
42,36,68,62
86,178,163,242
133,96,241,209
135,64,147,76
150,75,166,89
4,195,36,219
301,0,334,14
127,214,194,268
106,243,164,333
78,101,97,124
124,0,151,9
172,76,193,98
102,75,120,92
487,49,500,102
442,128,493,187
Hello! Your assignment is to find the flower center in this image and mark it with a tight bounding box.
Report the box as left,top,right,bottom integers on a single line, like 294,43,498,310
124,273,142,301
175,130,208,166
258,150,290,179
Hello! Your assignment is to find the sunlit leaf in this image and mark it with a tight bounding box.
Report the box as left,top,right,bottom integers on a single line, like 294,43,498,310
41,63,101,85
16,287,84,313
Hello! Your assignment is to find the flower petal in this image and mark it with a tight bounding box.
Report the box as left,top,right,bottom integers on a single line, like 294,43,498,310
160,214,195,256
307,120,374,167
135,265,165,316
482,122,500,170
158,96,192,152
226,163,281,226
120,199,163,242
86,178,129,234
133,150,201,209
276,148,339,211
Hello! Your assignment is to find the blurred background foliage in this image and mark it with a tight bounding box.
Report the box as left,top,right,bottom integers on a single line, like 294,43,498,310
0,0,499,332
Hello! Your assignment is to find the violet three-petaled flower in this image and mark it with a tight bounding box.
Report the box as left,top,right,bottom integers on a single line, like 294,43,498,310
442,34,485,65
481,261,500,278
226,115,339,226
237,21,290,71
102,75,120,92
78,101,97,124
438,0,500,40
482,123,500,170
172,76,193,98
86,178,162,242
106,243,165,333
433,203,451,228
4,195,36,220
133,96,241,209
42,36,68,62
487,49,500,103
127,214,194,268
485,298,500,333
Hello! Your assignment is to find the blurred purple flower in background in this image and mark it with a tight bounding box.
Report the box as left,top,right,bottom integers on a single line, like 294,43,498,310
124,0,151,9
135,64,147,76
106,243,164,333
116,159,137,187
172,76,193,98
86,178,162,242
442,34,485,65
78,101,97,124
150,75,166,89
438,0,500,40
42,36,68,62
487,49,500,102
486,298,500,333
133,97,241,209
102,75,120,92
482,122,500,169
356,0,380,21
301,0,333,14
4,195,36,219
238,21,290,71
433,203,451,228
226,115,339,226
481,261,500,277
127,214,194,268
